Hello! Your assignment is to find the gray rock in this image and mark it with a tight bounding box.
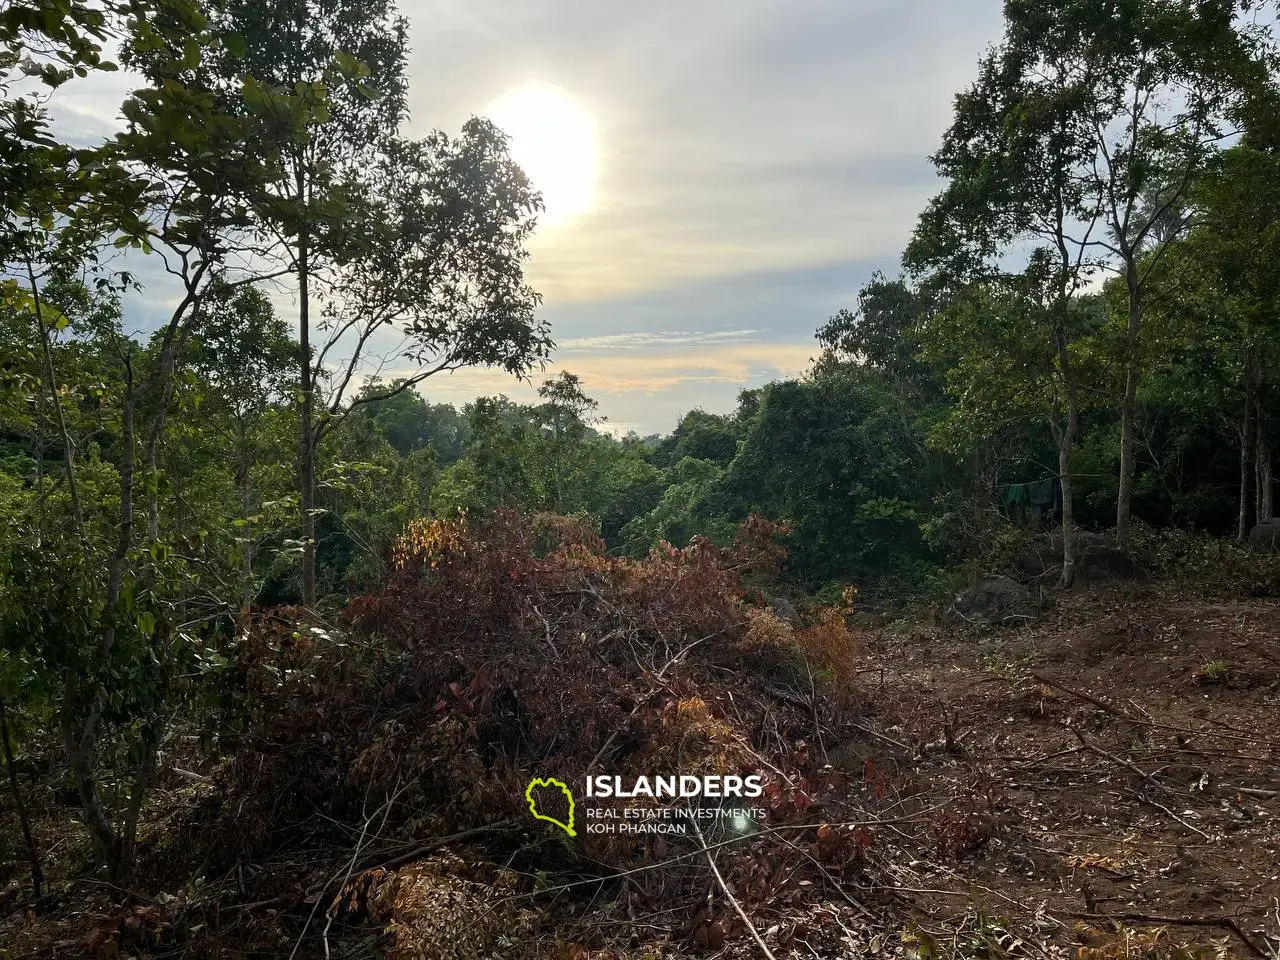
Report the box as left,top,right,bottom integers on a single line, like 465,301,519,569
1248,518,1280,553
1015,530,1148,586
943,576,1035,629
770,596,801,624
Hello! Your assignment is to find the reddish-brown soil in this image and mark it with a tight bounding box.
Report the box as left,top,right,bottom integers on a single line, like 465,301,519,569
843,584,1280,958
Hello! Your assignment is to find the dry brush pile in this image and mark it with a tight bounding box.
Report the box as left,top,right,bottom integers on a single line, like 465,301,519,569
148,510,895,958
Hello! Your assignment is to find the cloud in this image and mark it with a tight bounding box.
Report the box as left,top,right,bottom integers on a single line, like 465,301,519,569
402,0,1004,301
26,1,1008,432
557,330,762,351
376,338,819,435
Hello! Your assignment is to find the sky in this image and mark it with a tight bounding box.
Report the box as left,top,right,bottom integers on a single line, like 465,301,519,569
45,0,1008,436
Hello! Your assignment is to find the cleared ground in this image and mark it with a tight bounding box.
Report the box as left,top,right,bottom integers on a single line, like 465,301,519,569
842,585,1280,958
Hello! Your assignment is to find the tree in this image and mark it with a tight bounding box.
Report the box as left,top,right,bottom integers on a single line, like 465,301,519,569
722,364,927,589
1151,141,1280,538
347,380,469,462
817,271,938,401
310,124,547,537
432,396,541,516
654,409,740,467
905,14,1102,584
133,0,412,606
906,0,1270,569
1,0,318,876
182,281,298,614
533,371,601,512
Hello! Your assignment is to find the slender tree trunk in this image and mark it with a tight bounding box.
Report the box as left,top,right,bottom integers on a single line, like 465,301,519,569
61,707,117,868
67,360,137,871
34,434,44,529
1115,266,1142,550
295,151,317,607
1257,401,1272,522
1058,429,1077,589
139,288,205,546
1238,356,1256,544
118,723,158,882
298,221,317,607
238,457,254,620
0,697,44,898
1053,300,1080,589
28,261,84,535
147,450,159,543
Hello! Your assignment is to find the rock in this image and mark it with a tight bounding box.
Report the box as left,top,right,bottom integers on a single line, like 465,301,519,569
942,576,1035,629
770,596,801,624
1248,518,1280,553
1015,529,1148,586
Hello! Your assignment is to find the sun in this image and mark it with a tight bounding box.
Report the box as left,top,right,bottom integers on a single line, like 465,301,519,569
485,84,599,229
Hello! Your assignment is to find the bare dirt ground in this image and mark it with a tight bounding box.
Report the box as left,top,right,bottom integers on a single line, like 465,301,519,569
842,584,1280,958
3,583,1278,959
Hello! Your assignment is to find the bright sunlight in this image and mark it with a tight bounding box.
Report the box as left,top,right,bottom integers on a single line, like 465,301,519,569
485,84,599,229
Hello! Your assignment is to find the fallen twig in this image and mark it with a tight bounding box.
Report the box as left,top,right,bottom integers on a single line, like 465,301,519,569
1070,727,1213,840
688,811,777,960
1037,673,1277,747
1067,910,1268,958
354,821,519,873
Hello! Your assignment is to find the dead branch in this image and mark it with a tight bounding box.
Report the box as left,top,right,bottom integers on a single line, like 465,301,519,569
1067,911,1268,958
688,810,777,960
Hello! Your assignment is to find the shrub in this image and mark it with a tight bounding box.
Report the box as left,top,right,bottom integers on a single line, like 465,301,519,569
1128,522,1280,596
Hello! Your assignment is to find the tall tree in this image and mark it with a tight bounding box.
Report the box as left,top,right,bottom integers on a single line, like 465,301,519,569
1158,141,1280,538
908,0,1271,562
165,1,548,605
1,0,315,875
534,371,601,512
182,281,298,614
905,10,1105,584
309,123,547,528
133,0,411,605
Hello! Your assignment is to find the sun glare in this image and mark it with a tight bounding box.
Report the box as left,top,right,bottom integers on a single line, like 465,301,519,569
485,84,599,229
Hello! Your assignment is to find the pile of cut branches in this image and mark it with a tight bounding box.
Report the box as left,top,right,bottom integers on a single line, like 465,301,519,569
151,510,884,958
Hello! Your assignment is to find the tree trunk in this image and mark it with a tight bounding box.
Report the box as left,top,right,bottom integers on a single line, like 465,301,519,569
66,361,136,871
238,457,254,621
298,223,317,608
147,449,159,543
61,706,116,868
1052,303,1080,589
28,260,84,536
1238,358,1256,544
1257,400,1272,522
117,724,158,882
1059,433,1076,589
0,697,44,897
1115,266,1142,550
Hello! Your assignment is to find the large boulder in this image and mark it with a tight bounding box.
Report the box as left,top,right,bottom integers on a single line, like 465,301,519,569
1248,518,1280,553
943,576,1036,628
1015,530,1148,586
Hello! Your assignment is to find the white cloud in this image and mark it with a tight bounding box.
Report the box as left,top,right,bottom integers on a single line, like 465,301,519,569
29,1,1008,431
557,330,762,351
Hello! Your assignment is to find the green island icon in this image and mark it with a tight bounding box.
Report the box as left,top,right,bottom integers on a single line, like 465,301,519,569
525,776,577,837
